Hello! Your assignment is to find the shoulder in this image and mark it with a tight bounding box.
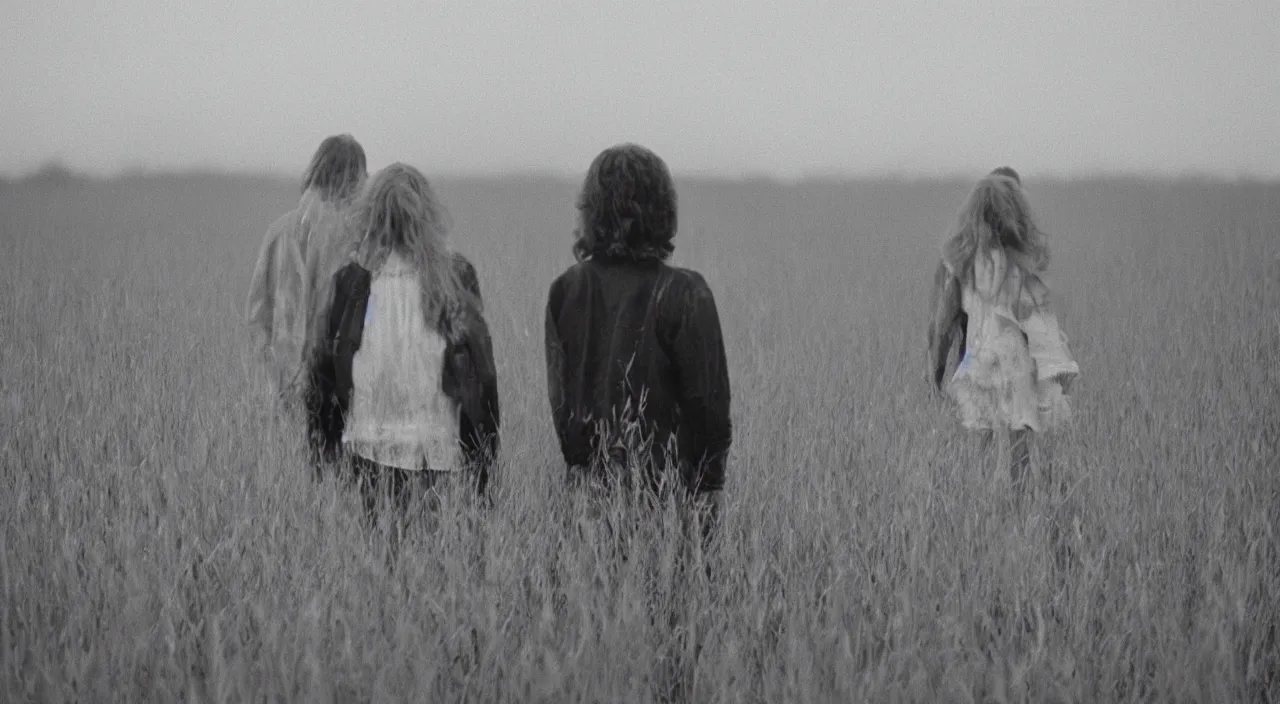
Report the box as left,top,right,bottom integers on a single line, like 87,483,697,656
554,260,595,282
252,211,304,270
261,209,300,245
661,266,720,320
450,251,478,278
333,261,371,291
935,258,958,285
666,265,715,298
548,261,593,299
450,251,482,294
327,263,371,331
932,260,959,300
294,199,327,235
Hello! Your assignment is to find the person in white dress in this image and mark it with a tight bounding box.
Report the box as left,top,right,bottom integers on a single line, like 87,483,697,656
928,167,1079,492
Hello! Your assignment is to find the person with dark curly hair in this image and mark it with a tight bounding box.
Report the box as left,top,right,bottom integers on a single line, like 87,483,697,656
544,144,732,542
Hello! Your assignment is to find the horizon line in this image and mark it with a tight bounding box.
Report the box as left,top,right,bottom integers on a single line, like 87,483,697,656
5,161,1279,186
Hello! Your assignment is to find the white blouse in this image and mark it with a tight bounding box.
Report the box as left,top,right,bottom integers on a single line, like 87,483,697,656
342,253,461,471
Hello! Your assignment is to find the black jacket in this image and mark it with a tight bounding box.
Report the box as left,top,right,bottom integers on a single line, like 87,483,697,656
309,253,500,494
544,257,731,493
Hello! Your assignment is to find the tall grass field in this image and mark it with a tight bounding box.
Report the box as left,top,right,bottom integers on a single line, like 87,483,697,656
1,173,1277,701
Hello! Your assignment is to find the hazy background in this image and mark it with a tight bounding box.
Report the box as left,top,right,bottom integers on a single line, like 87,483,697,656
4,2,1280,698
3,0,1278,180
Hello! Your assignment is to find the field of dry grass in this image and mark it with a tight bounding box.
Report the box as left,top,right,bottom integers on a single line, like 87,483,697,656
1,173,1277,701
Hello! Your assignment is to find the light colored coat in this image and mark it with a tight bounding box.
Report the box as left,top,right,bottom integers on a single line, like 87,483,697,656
245,190,357,400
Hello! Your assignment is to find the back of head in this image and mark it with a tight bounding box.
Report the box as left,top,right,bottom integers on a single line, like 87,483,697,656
942,167,1049,296
354,163,460,326
574,143,678,263
302,134,367,203
990,166,1020,184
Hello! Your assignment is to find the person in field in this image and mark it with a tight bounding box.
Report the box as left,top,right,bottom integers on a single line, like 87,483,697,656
246,134,367,414
928,167,1079,493
544,143,731,541
308,163,499,519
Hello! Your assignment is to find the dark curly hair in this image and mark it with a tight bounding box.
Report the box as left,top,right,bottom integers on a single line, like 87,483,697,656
301,134,367,203
573,144,677,262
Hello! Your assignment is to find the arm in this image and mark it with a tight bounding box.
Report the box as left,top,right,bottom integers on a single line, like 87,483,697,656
449,254,500,493
543,285,577,466
1017,276,1079,393
329,266,370,415
246,220,287,353
453,252,485,312
248,214,309,390
457,311,500,496
671,273,732,496
927,260,965,390
465,261,500,456
309,264,369,461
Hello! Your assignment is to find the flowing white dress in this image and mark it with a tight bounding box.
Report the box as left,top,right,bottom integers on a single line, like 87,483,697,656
946,251,1079,432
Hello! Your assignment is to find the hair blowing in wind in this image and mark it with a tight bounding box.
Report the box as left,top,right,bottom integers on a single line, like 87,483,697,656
353,163,461,328
942,169,1050,300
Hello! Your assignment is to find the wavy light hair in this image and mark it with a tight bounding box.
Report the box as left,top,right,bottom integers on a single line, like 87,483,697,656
301,134,367,203
942,167,1049,301
573,144,677,262
352,163,461,328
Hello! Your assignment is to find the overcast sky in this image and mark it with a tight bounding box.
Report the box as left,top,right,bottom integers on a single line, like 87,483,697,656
2,1,1277,179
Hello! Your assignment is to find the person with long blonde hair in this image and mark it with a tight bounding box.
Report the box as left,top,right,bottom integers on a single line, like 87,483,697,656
309,163,499,517
928,167,1079,493
246,134,367,414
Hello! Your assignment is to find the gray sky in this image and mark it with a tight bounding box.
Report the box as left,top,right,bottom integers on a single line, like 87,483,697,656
3,1,1277,179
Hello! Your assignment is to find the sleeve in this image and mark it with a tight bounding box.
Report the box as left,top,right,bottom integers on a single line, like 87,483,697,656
927,259,965,390
1016,277,1079,385
447,253,500,494
331,267,371,410
459,310,500,495
544,278,584,467
247,214,308,387
454,253,485,312
671,273,732,494
246,219,286,351
308,264,365,461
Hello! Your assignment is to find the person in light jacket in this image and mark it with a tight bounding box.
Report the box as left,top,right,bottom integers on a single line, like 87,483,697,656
246,134,367,418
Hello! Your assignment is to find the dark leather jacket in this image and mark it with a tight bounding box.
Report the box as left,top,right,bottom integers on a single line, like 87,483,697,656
308,253,500,494
544,257,731,493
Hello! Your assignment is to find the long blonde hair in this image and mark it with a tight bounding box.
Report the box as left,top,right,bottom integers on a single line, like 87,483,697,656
942,168,1049,303
352,163,461,330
